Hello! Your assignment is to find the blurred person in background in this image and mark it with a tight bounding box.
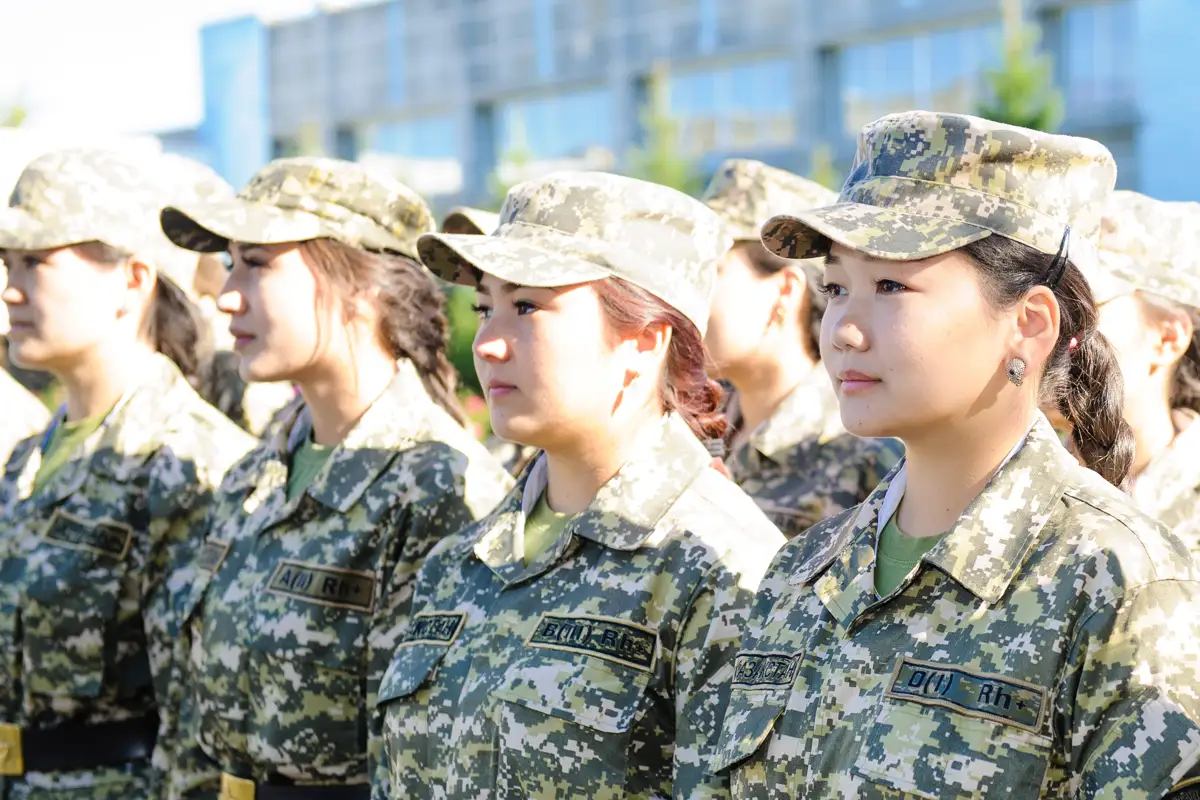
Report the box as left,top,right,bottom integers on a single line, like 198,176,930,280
0,149,254,798
712,112,1200,798
159,158,512,799
1079,192,1200,553
702,159,902,537
442,205,539,478
155,154,297,437
377,172,784,799
0,264,49,466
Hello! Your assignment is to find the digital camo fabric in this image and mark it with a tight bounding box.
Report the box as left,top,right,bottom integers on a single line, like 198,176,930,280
0,370,48,470
0,353,253,799
713,416,1200,798
168,360,511,798
725,367,902,539
1135,412,1200,557
376,413,785,800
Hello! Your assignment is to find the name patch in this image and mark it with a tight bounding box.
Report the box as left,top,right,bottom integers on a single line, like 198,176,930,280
196,539,231,573
886,657,1047,732
402,611,467,646
732,651,803,688
526,613,657,672
265,560,375,612
44,509,132,561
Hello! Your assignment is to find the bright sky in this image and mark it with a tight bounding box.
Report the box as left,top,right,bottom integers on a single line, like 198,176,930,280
0,0,369,135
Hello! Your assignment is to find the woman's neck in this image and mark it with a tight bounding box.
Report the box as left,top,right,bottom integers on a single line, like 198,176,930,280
896,410,1036,538
1126,392,1178,479
297,349,398,447
59,340,155,422
542,412,661,515
729,344,817,438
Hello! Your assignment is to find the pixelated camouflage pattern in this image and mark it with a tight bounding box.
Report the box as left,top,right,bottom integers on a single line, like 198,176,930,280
376,413,785,799
160,157,435,260
703,159,838,244
0,353,254,799
725,369,903,539
1132,411,1200,556
418,171,732,336
762,111,1116,274
442,206,500,236
1093,191,1200,307
0,369,48,469
169,360,511,797
0,149,184,261
713,416,1200,798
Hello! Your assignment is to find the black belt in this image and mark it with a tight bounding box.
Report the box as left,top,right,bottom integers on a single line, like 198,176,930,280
21,714,159,773
258,787,369,800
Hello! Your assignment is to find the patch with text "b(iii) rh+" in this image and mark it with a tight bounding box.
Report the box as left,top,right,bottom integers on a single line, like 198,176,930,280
527,613,658,672
886,657,1047,733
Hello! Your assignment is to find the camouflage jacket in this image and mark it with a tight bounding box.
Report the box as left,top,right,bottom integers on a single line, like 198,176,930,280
376,414,785,800
1131,411,1200,550
712,417,1200,798
0,370,48,470
170,361,512,797
725,369,902,538
0,354,254,799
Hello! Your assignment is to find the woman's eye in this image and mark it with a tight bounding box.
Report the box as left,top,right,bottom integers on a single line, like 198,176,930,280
818,282,846,298
876,279,909,294
514,300,538,315
471,304,493,321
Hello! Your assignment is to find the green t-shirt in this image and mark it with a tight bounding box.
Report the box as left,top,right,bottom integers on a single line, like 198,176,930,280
523,493,573,566
33,411,109,494
286,437,335,502
874,516,947,597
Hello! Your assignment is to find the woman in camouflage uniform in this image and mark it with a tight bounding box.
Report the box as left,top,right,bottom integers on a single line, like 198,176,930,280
713,112,1200,798
376,172,785,799
158,157,512,800
0,149,255,798
1081,193,1200,553
701,159,902,537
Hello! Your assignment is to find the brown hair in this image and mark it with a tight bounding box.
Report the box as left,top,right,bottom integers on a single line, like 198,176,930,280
299,238,467,426
593,277,727,442
76,241,212,388
733,240,824,360
964,236,1134,487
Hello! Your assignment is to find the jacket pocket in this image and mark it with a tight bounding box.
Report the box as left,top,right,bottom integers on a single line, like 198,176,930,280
22,509,130,698
491,654,651,800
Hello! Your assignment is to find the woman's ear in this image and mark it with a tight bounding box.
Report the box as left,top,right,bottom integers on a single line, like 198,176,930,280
1149,301,1194,370
1012,284,1061,367
122,256,158,318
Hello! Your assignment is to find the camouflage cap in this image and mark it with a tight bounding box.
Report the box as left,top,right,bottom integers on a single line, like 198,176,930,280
418,171,730,335
0,148,176,258
762,111,1117,274
703,159,838,242
160,157,435,260
148,153,236,294
442,206,500,236
1092,191,1200,307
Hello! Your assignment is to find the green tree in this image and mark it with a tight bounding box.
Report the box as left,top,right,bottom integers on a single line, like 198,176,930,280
626,62,703,196
977,3,1063,133
444,285,482,395
808,143,841,192
1,103,26,128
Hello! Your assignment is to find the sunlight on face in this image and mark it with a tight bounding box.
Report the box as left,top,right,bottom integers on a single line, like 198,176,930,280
819,244,1010,440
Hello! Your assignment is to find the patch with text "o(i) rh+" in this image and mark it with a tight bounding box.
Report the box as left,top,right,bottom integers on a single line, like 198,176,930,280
886,656,1048,733
526,613,658,672
265,560,376,612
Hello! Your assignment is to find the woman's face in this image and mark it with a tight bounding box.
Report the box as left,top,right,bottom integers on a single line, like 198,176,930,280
1,246,130,372
219,242,345,383
704,243,792,379
1096,292,1191,415
820,244,1015,440
472,273,637,451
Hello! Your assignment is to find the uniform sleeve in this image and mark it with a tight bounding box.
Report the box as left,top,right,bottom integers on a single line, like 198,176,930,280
671,561,760,799
1066,579,1200,798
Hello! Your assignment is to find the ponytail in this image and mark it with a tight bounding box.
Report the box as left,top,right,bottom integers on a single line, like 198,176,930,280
963,236,1134,487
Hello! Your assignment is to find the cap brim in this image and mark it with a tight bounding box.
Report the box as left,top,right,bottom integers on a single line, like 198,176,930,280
418,232,611,289
442,208,500,236
762,202,993,262
161,199,326,253
0,207,94,251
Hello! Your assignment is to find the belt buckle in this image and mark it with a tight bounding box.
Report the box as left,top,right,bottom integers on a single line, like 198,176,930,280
0,723,22,776
220,773,255,800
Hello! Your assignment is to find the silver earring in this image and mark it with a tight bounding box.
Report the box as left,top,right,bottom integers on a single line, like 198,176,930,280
1006,357,1026,387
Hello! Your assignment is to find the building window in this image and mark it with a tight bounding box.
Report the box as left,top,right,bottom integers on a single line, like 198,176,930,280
370,116,460,160
1062,0,1135,116
839,23,1001,136
497,87,614,159
668,59,795,158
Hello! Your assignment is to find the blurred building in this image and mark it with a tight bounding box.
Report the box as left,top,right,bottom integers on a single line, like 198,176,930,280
164,0,1199,205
